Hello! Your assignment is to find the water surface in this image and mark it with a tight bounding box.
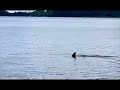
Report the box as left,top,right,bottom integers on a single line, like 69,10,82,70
0,16,120,79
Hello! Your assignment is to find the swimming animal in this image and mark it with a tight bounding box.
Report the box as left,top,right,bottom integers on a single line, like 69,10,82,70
72,52,76,59
72,52,117,59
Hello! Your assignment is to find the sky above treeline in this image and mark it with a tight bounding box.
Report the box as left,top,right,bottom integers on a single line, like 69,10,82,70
7,10,35,13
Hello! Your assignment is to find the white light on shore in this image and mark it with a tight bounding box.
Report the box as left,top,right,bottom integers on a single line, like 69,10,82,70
44,10,47,12
7,10,35,13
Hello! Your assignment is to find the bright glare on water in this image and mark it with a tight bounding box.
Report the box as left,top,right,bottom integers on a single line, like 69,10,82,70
0,16,120,79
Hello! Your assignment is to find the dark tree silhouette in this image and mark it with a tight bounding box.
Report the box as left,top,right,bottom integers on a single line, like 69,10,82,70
0,10,9,16
0,10,120,17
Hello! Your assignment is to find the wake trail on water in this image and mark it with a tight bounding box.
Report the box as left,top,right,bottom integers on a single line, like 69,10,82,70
76,54,120,60
76,55,117,57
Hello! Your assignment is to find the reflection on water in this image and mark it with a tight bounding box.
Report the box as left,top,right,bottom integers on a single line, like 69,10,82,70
0,17,120,79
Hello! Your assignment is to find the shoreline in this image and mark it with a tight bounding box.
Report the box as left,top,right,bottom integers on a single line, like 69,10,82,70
0,16,120,18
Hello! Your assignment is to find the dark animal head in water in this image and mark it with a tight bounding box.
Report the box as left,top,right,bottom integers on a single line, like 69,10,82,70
72,52,76,59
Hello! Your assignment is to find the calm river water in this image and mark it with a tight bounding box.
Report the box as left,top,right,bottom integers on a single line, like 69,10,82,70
0,16,120,79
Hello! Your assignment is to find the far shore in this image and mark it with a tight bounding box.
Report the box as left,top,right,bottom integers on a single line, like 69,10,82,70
0,16,120,18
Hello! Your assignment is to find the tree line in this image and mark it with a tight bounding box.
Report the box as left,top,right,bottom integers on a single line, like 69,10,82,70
1,10,120,17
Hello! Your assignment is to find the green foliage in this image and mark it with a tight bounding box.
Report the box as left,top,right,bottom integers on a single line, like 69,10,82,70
45,10,54,16
31,10,54,16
